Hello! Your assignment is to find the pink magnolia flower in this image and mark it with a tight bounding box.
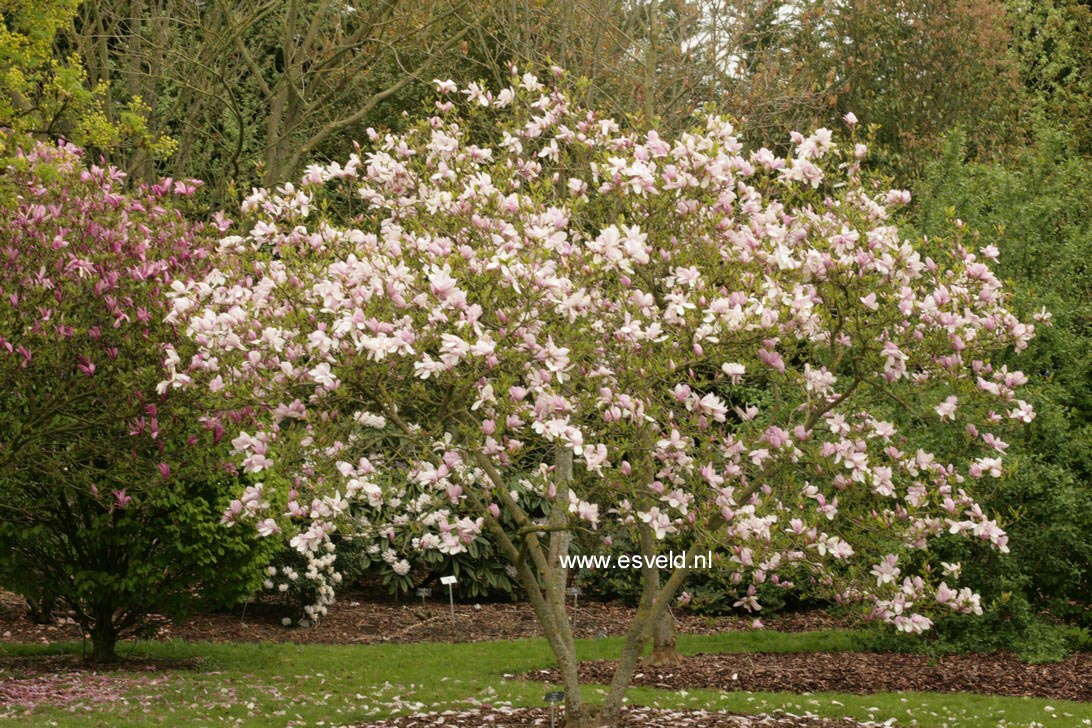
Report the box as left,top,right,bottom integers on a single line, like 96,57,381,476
76,355,96,376
1009,400,1035,423
934,396,959,420
721,362,745,383
256,518,280,537
757,348,785,373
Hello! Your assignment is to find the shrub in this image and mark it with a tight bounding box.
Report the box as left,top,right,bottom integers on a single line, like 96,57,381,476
0,139,271,662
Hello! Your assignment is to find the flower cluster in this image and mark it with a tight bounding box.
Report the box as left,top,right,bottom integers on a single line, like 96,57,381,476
1,139,211,498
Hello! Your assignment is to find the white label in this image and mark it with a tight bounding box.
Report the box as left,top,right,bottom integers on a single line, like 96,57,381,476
440,575,457,585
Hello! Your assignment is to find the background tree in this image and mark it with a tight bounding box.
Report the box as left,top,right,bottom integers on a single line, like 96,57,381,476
18,0,1040,189
0,0,172,160
789,0,1021,175
466,0,841,137
1007,0,1092,155
67,0,474,190
468,0,709,129
464,0,1026,172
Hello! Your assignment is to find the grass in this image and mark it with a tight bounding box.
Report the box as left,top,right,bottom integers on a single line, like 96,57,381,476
0,631,1089,726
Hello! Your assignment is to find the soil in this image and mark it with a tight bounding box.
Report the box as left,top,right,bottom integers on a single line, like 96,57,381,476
524,650,1092,703
0,590,851,646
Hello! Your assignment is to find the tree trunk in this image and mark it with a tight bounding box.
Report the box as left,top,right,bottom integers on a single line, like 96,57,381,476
25,594,56,625
471,450,591,723
513,542,590,726
597,526,660,725
649,606,682,666
646,563,682,666
544,448,590,725
472,448,692,727
598,528,691,724
89,621,119,663
549,447,573,593
84,598,121,664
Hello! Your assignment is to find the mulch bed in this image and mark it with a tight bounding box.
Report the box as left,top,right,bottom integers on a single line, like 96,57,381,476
0,653,204,674
0,590,850,646
525,651,1092,703
364,706,877,727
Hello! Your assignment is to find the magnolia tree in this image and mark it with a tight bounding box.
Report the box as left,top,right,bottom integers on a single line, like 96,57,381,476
164,72,1037,724
0,140,270,662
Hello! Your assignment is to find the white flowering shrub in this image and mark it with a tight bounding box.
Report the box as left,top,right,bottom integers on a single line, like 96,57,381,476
163,69,1037,722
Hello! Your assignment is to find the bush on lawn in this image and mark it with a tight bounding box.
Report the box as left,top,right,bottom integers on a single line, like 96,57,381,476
0,138,272,662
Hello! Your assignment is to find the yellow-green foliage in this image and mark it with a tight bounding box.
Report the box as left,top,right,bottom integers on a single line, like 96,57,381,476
0,0,174,157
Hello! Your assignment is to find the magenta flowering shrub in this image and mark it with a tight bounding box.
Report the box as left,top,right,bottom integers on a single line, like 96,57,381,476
0,140,270,662
164,71,1036,720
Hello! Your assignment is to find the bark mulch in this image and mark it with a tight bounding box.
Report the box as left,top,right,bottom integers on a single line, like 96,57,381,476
363,706,878,727
525,651,1092,703
0,653,205,674
0,590,850,646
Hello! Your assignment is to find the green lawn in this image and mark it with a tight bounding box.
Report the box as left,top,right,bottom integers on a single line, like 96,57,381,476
1,631,1089,726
